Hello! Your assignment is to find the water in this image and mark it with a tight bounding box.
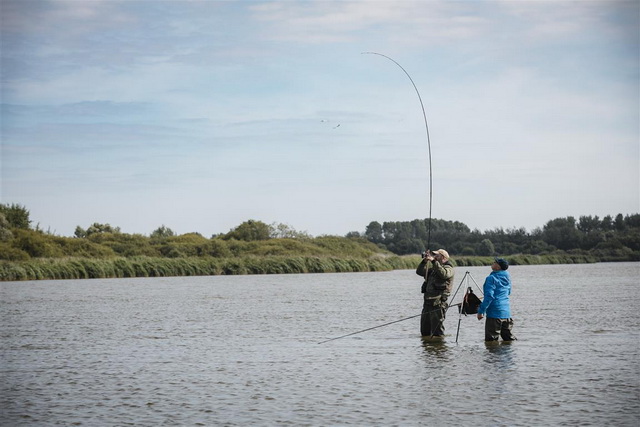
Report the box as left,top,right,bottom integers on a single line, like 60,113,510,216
2,263,639,426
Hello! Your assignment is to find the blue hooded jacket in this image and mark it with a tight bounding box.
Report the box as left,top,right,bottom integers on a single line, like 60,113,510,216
477,269,512,319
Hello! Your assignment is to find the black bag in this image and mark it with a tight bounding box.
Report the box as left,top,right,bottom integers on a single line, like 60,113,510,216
459,287,482,315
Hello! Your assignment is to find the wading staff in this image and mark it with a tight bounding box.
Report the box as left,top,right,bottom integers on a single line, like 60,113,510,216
362,52,433,249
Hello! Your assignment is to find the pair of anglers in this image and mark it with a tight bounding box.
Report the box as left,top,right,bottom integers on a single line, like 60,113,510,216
416,249,516,341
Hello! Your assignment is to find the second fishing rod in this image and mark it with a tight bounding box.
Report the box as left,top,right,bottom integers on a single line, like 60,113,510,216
318,270,484,344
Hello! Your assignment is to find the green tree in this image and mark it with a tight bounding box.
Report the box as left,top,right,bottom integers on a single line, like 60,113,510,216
477,239,495,256
382,221,414,242
0,203,31,229
461,246,476,255
74,226,87,238
615,213,626,231
619,228,640,251
270,222,310,239
0,213,13,241
224,220,271,241
578,215,601,233
542,216,582,251
365,221,383,244
85,223,121,236
581,231,605,250
625,214,640,228
391,238,424,255
601,215,613,231
528,239,553,254
151,225,176,239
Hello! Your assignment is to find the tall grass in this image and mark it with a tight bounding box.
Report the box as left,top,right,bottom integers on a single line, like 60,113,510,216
0,252,619,282
0,255,418,281
451,253,599,267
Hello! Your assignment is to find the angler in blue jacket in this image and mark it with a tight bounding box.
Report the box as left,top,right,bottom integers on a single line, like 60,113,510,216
477,258,517,341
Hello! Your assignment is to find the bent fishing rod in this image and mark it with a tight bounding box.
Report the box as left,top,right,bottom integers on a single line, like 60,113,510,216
362,52,433,249
319,55,441,346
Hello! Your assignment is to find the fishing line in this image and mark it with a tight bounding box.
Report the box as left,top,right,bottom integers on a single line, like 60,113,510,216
317,312,422,344
318,271,482,344
317,305,453,345
362,52,433,249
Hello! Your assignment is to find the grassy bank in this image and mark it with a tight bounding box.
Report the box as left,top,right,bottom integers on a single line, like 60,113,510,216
453,253,599,266
0,255,418,281
2,252,636,281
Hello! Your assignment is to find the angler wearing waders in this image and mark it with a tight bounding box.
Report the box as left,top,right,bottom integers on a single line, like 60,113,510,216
477,258,517,341
416,249,454,337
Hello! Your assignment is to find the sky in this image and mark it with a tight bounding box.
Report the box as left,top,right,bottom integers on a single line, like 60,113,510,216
1,0,638,238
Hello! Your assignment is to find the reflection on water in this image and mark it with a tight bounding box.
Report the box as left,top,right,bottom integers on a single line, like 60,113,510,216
1,263,639,426
421,337,450,359
483,341,516,368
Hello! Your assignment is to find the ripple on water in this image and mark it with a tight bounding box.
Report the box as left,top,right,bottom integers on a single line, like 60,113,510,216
1,265,639,426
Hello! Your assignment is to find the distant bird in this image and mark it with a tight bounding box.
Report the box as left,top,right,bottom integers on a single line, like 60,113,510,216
320,119,340,129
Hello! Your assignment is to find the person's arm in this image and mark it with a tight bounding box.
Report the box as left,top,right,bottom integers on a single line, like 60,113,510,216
477,276,495,318
430,262,454,305
416,258,429,277
433,261,454,280
431,261,454,280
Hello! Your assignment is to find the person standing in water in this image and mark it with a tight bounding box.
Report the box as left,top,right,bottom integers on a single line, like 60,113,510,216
477,258,517,341
416,249,455,337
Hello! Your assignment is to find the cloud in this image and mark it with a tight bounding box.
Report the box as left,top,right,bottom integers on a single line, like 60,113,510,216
248,1,493,45
1,0,637,236
497,0,637,39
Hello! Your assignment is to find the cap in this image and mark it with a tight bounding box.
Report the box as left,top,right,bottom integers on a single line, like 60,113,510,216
432,249,450,259
494,257,509,270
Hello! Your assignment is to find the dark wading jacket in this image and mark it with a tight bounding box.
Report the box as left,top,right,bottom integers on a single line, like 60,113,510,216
416,259,455,301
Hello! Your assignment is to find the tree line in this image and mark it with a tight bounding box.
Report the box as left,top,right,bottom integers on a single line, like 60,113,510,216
358,214,640,258
0,204,375,261
1,203,638,264
0,204,420,280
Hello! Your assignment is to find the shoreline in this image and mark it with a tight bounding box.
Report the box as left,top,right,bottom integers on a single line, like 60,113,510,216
2,253,637,282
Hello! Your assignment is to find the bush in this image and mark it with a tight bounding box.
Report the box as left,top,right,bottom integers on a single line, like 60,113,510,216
12,229,63,258
460,247,475,256
57,237,116,258
208,239,232,257
221,259,247,275
0,243,30,261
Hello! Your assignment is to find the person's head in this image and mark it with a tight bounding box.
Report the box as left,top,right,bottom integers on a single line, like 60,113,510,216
492,257,509,271
432,249,450,262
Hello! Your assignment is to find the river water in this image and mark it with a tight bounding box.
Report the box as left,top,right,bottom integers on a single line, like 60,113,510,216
1,262,639,426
